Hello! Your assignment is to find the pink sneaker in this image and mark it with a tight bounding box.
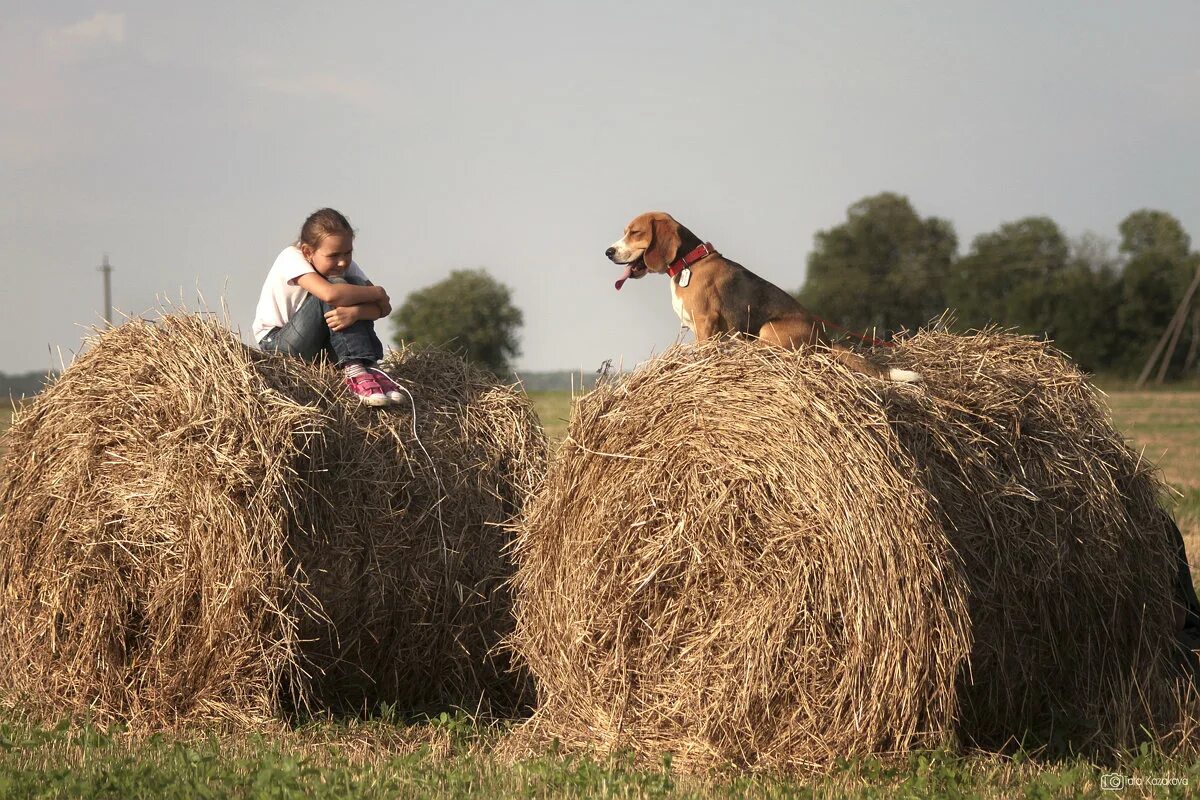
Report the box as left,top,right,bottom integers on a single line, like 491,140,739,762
369,368,406,406
345,373,389,407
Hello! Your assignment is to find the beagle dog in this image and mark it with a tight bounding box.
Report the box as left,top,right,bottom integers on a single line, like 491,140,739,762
606,211,920,382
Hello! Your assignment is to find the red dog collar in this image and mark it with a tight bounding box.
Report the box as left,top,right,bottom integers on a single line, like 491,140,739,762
667,242,717,277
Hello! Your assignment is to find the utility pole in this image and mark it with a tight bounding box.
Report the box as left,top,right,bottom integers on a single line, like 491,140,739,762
98,254,113,326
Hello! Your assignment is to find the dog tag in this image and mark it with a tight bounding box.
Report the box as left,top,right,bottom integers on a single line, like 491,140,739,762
678,268,691,287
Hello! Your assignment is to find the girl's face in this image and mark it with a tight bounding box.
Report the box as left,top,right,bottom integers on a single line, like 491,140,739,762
302,233,354,278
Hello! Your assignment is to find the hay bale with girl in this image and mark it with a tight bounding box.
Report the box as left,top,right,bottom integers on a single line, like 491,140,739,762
0,210,546,727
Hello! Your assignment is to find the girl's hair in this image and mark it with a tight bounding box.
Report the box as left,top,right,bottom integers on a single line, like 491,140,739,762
298,208,355,249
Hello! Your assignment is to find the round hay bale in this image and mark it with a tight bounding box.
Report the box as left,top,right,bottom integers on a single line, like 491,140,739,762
878,329,1179,751
508,340,973,772
0,314,546,728
508,333,1181,771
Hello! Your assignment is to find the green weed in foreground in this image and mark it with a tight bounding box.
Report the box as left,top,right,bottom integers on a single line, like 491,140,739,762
1,715,1200,799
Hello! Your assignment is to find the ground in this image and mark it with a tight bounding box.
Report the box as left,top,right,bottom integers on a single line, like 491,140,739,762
1,389,1199,797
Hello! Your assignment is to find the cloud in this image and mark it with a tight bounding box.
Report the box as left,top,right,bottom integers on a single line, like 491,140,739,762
41,11,126,63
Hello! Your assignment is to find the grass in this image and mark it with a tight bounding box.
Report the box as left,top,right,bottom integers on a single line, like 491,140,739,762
1103,391,1200,492
527,390,573,445
1,712,1198,799
2,389,1200,796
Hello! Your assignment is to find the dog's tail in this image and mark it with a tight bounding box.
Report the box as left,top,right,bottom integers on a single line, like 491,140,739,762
832,346,923,383
887,367,922,383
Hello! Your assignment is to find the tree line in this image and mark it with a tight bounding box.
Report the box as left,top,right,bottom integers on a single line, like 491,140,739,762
798,193,1200,379
0,371,54,400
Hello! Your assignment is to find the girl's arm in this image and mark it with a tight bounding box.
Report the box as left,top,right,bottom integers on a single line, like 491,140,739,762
324,303,382,331
371,297,393,318
339,286,391,322
295,273,387,307
342,299,390,322
351,279,392,319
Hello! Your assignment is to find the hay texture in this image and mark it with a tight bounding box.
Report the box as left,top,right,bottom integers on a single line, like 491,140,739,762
508,332,1179,772
0,314,546,728
877,331,1179,751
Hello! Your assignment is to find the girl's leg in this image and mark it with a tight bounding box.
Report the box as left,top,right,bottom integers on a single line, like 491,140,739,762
259,277,381,365
323,276,385,366
327,321,385,366
327,303,397,406
322,277,392,405
258,294,330,359
259,276,392,406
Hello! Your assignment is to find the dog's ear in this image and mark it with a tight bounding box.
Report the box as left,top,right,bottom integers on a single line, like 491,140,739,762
643,214,681,271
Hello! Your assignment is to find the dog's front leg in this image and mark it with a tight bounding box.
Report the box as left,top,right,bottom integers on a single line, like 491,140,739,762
691,312,721,342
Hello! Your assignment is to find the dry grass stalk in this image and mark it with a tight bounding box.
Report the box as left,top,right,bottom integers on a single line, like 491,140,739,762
0,314,546,729
507,331,1184,772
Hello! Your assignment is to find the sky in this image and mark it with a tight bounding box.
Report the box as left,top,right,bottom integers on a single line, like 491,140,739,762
3,1,1199,375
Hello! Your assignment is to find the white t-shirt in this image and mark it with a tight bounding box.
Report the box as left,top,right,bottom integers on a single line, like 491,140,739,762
252,246,369,342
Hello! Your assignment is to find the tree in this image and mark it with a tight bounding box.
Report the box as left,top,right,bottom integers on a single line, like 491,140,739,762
0,370,55,399
1113,210,1196,377
944,220,1184,374
1050,234,1122,373
798,193,956,338
946,216,1071,335
1118,210,1191,262
392,269,523,375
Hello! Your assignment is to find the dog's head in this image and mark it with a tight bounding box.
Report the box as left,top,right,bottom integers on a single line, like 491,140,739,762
605,211,682,290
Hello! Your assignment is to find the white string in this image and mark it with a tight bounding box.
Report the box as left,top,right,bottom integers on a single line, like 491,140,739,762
370,367,450,564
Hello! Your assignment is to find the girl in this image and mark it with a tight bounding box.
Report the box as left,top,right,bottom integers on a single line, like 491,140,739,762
253,208,403,406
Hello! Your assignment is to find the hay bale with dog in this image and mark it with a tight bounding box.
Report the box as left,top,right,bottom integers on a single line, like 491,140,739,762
507,332,1182,772
0,313,546,728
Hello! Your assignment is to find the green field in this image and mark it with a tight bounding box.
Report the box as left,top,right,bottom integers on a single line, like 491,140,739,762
4,716,1198,798
526,390,573,444
1,391,1200,796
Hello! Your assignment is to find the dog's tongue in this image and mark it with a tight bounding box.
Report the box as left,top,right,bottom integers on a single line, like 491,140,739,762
614,265,633,291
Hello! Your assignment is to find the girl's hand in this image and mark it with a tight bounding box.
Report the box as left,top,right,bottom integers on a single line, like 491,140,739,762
324,305,361,331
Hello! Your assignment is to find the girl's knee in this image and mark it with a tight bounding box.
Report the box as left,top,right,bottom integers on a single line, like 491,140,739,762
327,275,367,287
